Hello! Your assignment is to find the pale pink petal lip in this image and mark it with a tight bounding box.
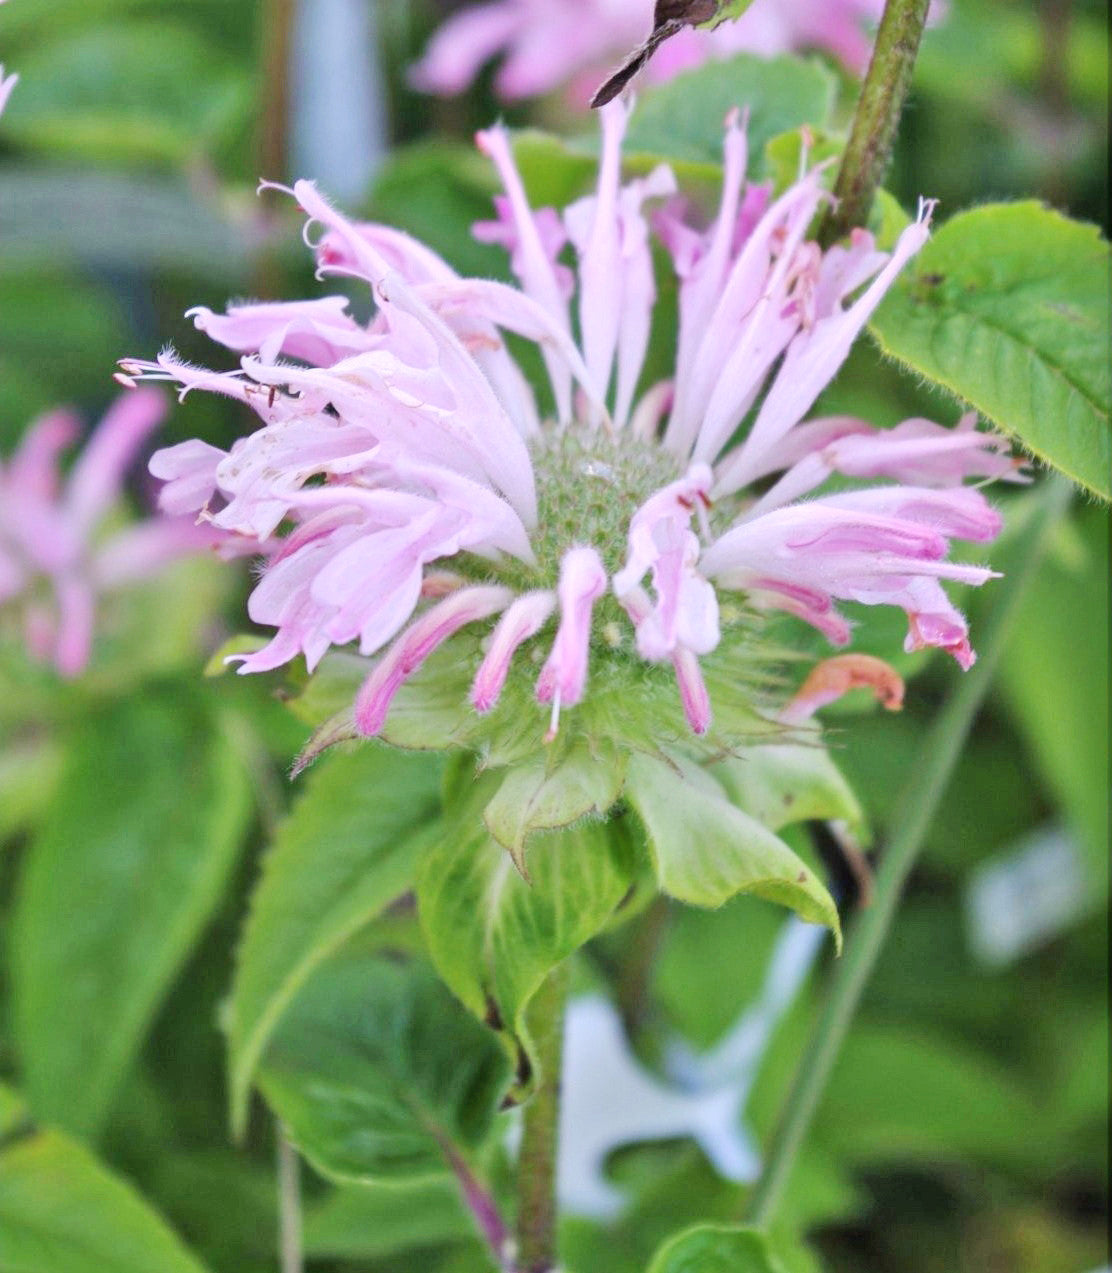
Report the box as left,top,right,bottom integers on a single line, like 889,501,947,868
472,590,555,713
535,546,608,720
354,585,513,736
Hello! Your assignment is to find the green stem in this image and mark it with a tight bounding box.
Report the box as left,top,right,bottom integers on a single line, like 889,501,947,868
746,476,1074,1229
820,0,931,246
277,1124,303,1273
515,963,570,1273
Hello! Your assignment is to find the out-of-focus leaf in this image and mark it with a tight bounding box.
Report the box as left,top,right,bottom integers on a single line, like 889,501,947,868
0,1083,27,1138
304,1178,473,1260
416,763,635,1095
814,1024,1045,1168
0,271,129,435
10,692,252,1138
997,504,1111,881
0,170,257,279
2,23,249,165
624,54,837,165
0,1129,209,1272
227,743,443,1135
624,751,840,939
870,203,1111,498
258,952,509,1184
647,1223,788,1273
0,732,61,843
142,1150,277,1273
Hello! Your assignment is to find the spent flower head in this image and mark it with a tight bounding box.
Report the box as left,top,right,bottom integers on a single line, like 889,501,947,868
122,102,1020,768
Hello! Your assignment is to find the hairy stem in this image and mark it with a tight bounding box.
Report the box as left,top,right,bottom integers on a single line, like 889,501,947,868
277,1125,303,1273
746,475,1074,1228
260,0,295,183
821,0,931,245
515,963,570,1273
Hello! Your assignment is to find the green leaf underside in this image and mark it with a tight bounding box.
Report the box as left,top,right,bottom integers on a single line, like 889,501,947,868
713,742,865,837
482,736,628,869
869,202,1112,499
227,744,444,1135
647,1223,788,1273
10,694,252,1139
417,763,636,1095
257,954,509,1186
624,751,840,944
0,1130,209,1273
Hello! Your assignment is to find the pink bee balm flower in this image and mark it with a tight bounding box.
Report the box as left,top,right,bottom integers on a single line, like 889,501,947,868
125,102,1018,752
0,391,219,676
410,0,892,104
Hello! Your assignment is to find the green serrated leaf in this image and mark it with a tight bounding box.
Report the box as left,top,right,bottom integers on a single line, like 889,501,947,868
226,743,444,1135
624,54,837,166
258,953,509,1185
870,202,1112,499
624,751,840,944
417,764,635,1095
482,738,627,869
0,1129,210,1273
647,1222,788,1273
713,742,865,837
10,693,252,1139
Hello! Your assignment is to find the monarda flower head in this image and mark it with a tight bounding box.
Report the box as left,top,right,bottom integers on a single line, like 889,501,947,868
122,103,1018,890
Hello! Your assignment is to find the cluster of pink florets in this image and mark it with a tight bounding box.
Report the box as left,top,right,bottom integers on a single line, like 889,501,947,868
120,101,1020,741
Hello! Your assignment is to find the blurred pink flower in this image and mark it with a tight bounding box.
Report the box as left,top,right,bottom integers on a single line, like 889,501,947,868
125,103,1018,741
0,391,218,676
410,0,889,102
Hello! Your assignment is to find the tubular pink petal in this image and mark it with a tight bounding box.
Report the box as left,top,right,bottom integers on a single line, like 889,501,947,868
354,585,513,736
472,589,556,712
672,643,712,734
667,169,827,460
568,99,626,412
535,546,607,712
715,211,933,494
475,123,573,418
188,297,369,366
